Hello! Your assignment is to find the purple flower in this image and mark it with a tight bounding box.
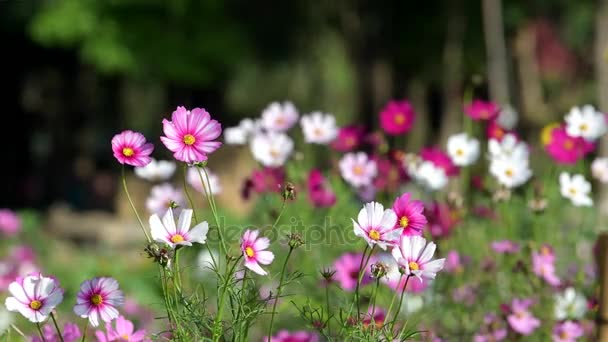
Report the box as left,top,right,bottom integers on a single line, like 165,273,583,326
506,298,541,335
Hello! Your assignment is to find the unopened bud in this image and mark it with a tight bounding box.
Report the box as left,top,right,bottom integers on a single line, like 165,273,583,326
370,262,388,279
287,232,304,249
282,182,296,201
168,200,180,209
320,268,336,281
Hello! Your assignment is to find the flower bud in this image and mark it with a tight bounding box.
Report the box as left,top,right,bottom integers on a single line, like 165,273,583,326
287,232,304,249
282,182,296,201
370,262,388,279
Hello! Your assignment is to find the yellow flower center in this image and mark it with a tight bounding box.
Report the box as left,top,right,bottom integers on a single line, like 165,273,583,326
394,113,406,125
346,137,356,147
563,140,574,150
399,216,409,228
569,187,577,195
368,229,380,241
580,123,588,132
408,261,420,271
29,300,42,310
171,234,185,243
269,149,280,158
245,246,255,257
313,128,323,137
91,294,103,306
122,147,134,157
353,165,364,176
505,168,514,178
122,334,131,340
183,134,196,145
275,117,286,126
494,127,504,138
540,123,560,146
480,110,489,119
455,148,464,156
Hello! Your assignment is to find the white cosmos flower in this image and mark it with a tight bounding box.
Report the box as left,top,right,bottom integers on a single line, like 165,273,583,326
565,105,606,141
224,118,262,145
134,159,176,182
391,235,445,281
496,104,518,129
146,183,185,216
0,306,11,335
149,208,209,249
489,156,532,189
339,152,377,187
411,161,448,191
250,132,294,167
300,111,338,144
261,101,299,132
352,202,399,250
447,133,480,166
592,157,608,183
488,134,528,161
554,287,587,320
187,167,222,195
559,172,593,207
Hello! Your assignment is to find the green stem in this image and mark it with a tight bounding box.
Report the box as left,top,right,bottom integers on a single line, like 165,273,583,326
173,248,182,294
270,200,287,231
196,167,228,255
389,275,411,333
267,247,295,342
121,166,151,242
159,267,174,327
213,258,241,341
325,284,331,337
369,278,380,321
182,164,199,223
355,245,376,319
36,323,47,342
50,312,64,342
80,321,88,342
383,274,404,326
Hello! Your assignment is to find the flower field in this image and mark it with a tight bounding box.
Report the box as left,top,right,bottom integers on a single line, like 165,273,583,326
1,100,606,341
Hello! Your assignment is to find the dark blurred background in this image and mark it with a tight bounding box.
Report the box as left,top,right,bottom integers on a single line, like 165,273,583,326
1,0,605,211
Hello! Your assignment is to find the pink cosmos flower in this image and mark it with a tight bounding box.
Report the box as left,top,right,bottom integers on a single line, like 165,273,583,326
32,322,81,342
392,193,427,236
506,298,540,336
241,230,275,275
379,100,416,135
160,106,222,163
464,100,500,121
74,277,124,327
444,250,464,273
452,283,479,305
265,330,319,342
362,308,386,330
491,240,521,254
0,246,39,291
149,208,209,249
0,209,21,236
473,313,507,342
111,130,154,167
331,125,365,152
333,253,374,291
532,250,561,287
5,273,64,323
145,183,185,216
339,152,378,187
353,202,398,250
552,321,584,342
307,169,336,208
486,120,517,142
420,147,459,177
426,201,460,239
391,235,445,281
372,155,408,193
261,101,299,132
95,315,149,342
242,167,285,199
545,126,594,165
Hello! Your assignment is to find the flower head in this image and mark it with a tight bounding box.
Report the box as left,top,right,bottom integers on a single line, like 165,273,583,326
134,159,176,182
307,170,336,208
331,125,365,152
473,313,507,342
391,235,445,281
300,112,338,144
111,130,154,167
0,209,21,236
32,322,81,342
444,250,465,273
592,157,608,183
552,321,584,342
332,253,374,291
545,126,594,164
506,298,540,335
464,100,500,121
5,273,64,323
265,330,319,342
447,133,480,166
559,172,593,207
243,167,285,199
554,287,587,320
339,152,377,187
160,106,222,163
150,208,208,249
187,167,221,195
420,147,459,176
391,193,427,236
241,230,274,275
489,155,532,189
532,250,561,287
486,120,515,142
565,105,606,141
224,118,261,145
261,101,299,132
496,104,518,129
491,240,520,254
145,183,185,216
379,100,416,135
488,134,529,161
250,132,294,167
74,277,124,327
96,315,148,342
410,161,448,191
353,202,399,250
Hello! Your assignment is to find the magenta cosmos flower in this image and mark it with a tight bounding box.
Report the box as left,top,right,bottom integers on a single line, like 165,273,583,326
552,321,584,342
379,100,416,135
0,209,21,236
392,193,427,236
545,126,594,165
74,277,124,327
160,106,222,163
111,130,154,167
149,208,209,249
353,202,398,250
332,252,374,291
265,330,319,342
241,229,275,275
95,316,148,342
307,169,336,208
391,235,445,281
506,298,540,335
464,100,500,121
331,125,365,152
420,147,459,177
5,273,64,323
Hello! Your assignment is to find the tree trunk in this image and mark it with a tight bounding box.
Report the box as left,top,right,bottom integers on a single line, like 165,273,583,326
482,0,510,104
596,0,608,224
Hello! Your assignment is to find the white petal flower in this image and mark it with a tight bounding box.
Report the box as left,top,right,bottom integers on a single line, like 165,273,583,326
447,133,480,166
261,101,299,132
592,157,608,183
339,152,377,187
488,134,528,161
145,183,185,216
352,202,398,250
250,132,294,167
300,112,338,144
149,208,209,249
391,235,445,281
134,159,176,182
496,104,518,129
489,156,532,189
559,172,593,207
187,167,222,195
554,287,587,320
411,161,448,191
224,118,262,145
565,105,606,141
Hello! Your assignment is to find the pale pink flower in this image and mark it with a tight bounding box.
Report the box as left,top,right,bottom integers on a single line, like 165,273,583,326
95,315,149,342
111,130,154,167
145,183,185,216
73,277,124,327
353,202,398,250
444,250,464,273
261,101,299,132
32,322,81,342
5,273,64,323
391,235,445,281
265,330,319,342
0,209,21,236
333,252,374,291
532,250,561,287
160,106,222,163
150,208,209,249
339,152,377,187
491,240,520,254
507,298,540,335
552,321,584,342
241,230,274,275
186,167,222,195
